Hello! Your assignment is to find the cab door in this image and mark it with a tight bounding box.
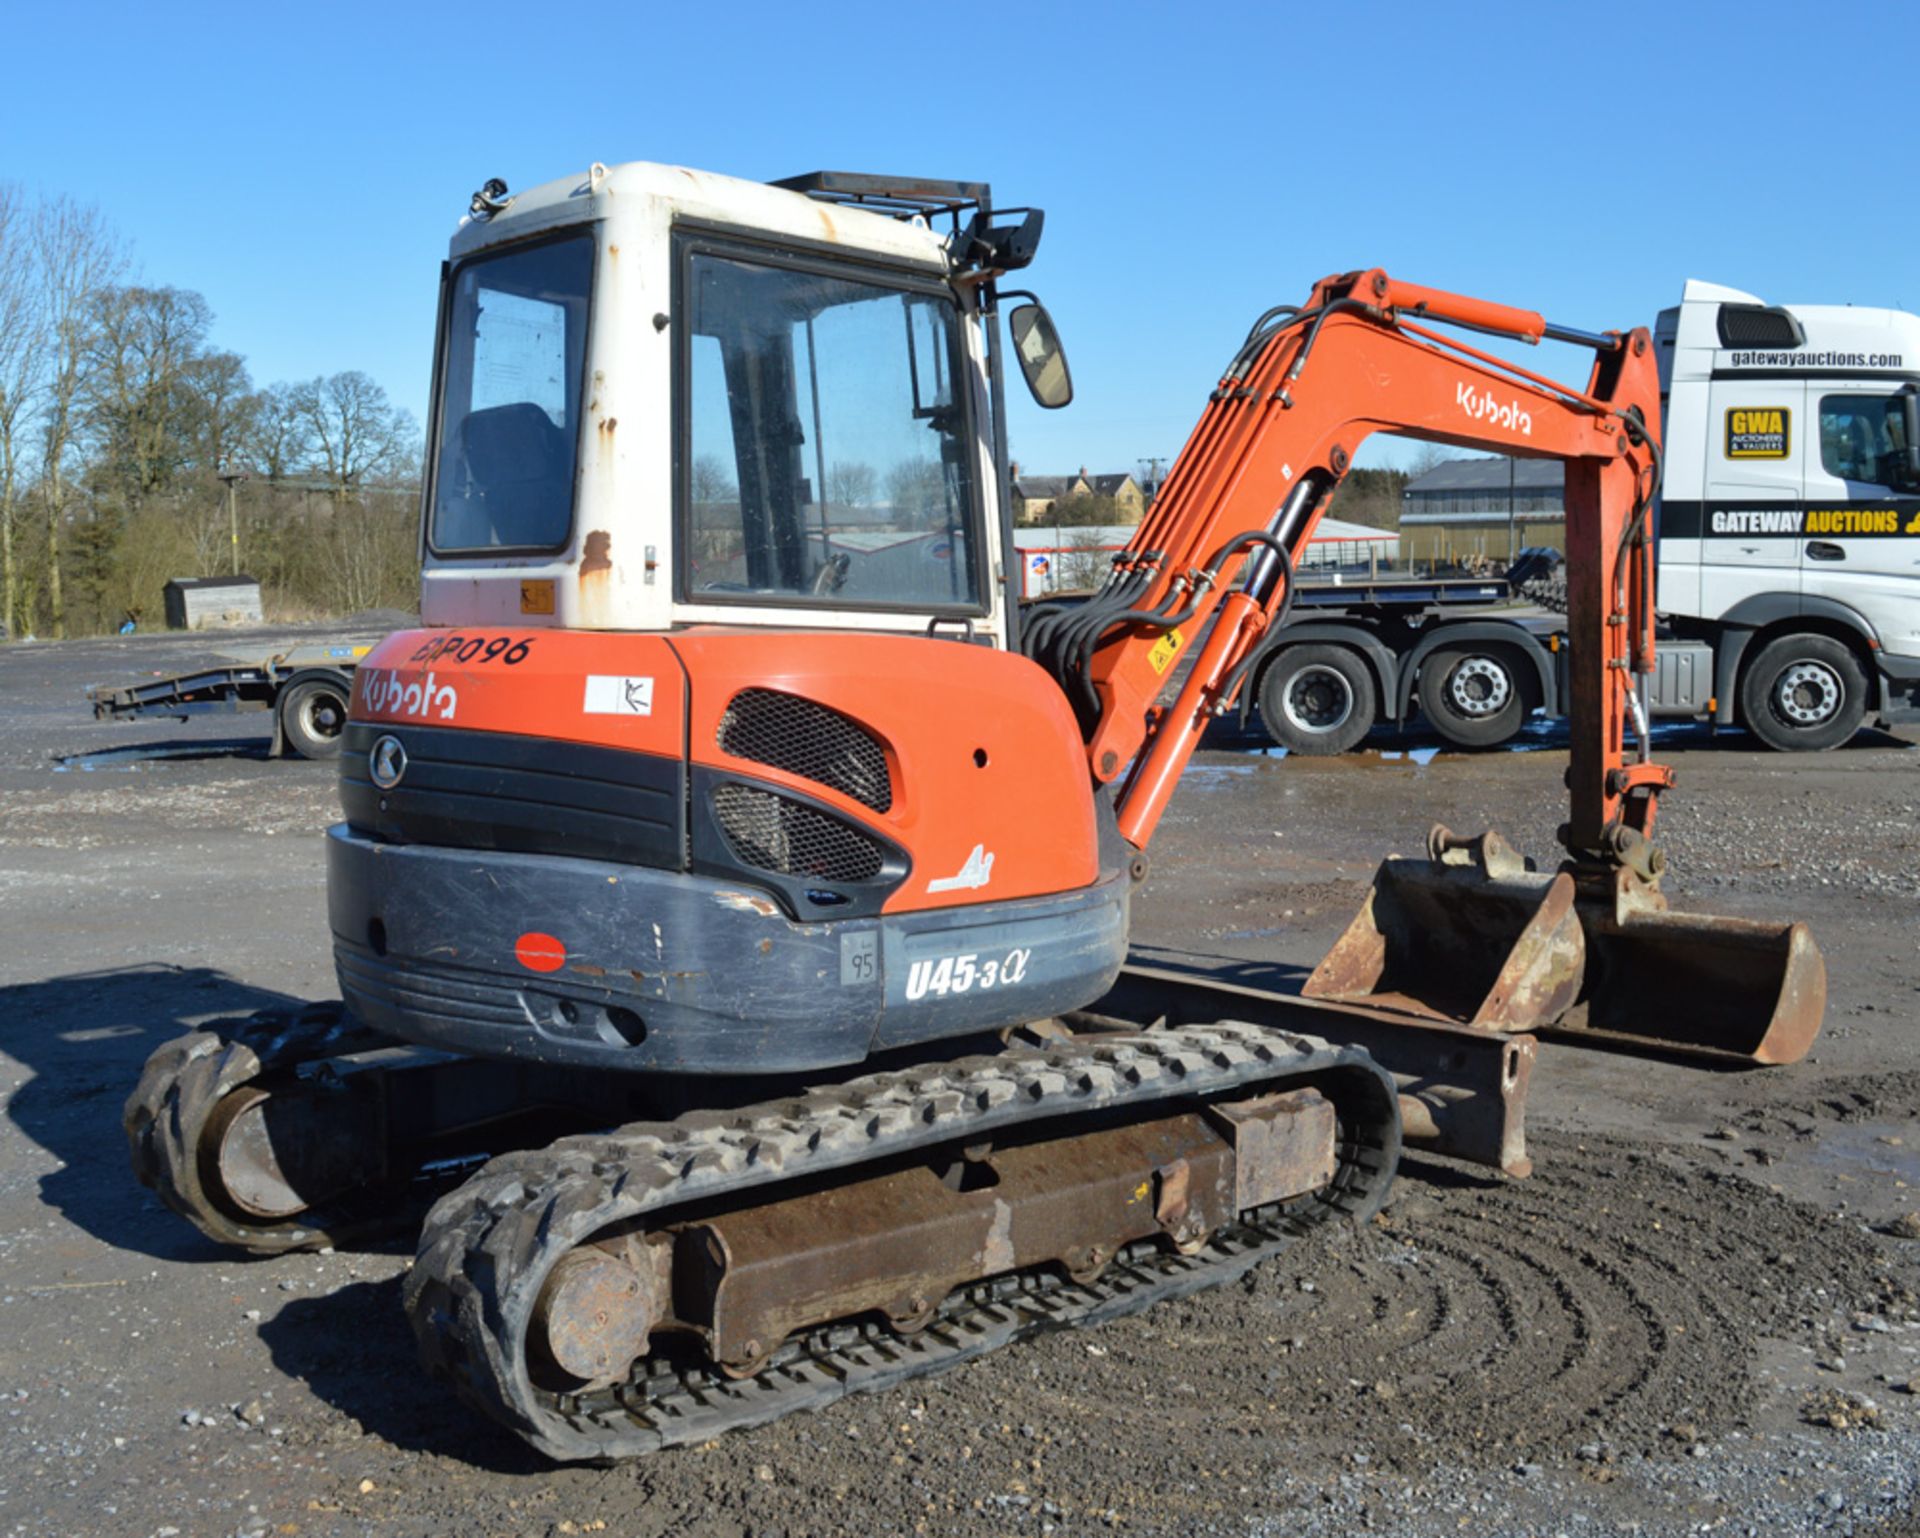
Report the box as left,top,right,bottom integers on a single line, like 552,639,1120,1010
1802,388,1920,660
1698,379,1805,616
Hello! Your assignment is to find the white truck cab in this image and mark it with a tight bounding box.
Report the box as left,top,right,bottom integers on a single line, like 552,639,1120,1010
1654,280,1920,748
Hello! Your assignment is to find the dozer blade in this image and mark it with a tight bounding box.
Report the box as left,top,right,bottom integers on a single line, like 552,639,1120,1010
1303,826,1825,1066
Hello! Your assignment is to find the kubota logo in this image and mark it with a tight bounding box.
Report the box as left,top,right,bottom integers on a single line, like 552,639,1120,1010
360,667,458,722
1457,382,1533,437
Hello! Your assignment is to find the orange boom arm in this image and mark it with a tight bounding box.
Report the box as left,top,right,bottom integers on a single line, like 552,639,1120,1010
1024,269,1666,872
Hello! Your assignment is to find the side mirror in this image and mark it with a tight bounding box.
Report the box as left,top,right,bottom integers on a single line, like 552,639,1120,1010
1008,302,1073,410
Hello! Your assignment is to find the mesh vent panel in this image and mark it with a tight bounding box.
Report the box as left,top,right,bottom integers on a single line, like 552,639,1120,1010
1716,304,1803,349
717,690,892,812
712,784,884,884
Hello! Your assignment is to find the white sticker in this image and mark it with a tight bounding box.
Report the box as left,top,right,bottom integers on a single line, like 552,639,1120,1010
927,843,994,894
584,675,654,716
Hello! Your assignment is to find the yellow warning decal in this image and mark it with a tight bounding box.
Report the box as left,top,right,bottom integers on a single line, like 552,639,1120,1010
520,579,556,615
1725,406,1790,459
1148,628,1184,675
1907,510,1920,534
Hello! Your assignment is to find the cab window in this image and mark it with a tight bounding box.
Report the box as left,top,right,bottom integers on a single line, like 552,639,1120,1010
1817,394,1912,488
679,244,981,610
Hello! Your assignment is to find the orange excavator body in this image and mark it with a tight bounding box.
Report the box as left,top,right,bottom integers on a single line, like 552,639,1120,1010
124,162,1828,1464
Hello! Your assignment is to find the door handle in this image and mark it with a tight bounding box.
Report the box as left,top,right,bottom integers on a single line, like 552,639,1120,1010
1806,541,1846,562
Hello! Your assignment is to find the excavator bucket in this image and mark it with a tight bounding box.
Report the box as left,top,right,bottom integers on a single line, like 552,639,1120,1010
1566,906,1825,1066
1304,827,1825,1066
1303,832,1584,1034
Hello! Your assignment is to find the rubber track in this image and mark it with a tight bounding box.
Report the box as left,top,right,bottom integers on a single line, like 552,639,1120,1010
123,1006,404,1255
406,1020,1401,1462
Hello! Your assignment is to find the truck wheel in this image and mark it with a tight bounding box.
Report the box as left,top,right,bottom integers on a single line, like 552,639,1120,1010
1738,634,1868,752
1256,645,1376,755
1417,645,1529,749
278,675,350,760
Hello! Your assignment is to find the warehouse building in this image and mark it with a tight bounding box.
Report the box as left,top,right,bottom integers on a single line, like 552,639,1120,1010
1399,457,1565,565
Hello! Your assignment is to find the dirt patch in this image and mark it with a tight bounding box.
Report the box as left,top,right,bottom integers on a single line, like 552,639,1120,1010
1234,1132,1913,1469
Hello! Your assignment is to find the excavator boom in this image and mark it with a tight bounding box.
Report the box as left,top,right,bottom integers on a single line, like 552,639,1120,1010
1024,268,1820,1063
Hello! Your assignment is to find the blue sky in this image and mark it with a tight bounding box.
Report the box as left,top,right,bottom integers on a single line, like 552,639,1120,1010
5,0,1915,477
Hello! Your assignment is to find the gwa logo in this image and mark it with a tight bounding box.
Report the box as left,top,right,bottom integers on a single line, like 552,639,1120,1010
1457,381,1533,437
359,667,458,721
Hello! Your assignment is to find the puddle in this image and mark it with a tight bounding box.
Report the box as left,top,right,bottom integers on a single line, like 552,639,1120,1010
1806,1121,1920,1186
1185,764,1258,786
53,738,269,771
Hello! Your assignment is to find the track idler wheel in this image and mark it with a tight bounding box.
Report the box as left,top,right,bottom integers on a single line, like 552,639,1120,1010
124,1007,402,1253
1303,824,1825,1065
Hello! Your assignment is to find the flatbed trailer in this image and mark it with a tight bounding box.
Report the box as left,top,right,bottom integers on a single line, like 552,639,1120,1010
1240,569,1557,754
87,641,377,759
1289,570,1511,610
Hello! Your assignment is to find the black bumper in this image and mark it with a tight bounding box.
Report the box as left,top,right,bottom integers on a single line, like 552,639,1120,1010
326,825,1129,1075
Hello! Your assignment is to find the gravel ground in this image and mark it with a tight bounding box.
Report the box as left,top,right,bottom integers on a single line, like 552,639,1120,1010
1,629,1918,1538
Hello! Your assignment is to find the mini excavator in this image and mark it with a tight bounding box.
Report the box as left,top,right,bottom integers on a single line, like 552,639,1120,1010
127,163,1825,1461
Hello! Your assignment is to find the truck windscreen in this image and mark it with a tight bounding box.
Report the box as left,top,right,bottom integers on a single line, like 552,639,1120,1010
681,247,980,611
430,233,593,554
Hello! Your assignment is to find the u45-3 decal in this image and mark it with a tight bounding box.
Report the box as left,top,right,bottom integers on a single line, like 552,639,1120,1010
904,947,1033,1001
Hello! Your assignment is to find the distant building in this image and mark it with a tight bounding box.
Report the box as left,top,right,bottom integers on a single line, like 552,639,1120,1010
1009,464,1144,524
163,575,264,630
1400,457,1565,563
1013,516,1396,599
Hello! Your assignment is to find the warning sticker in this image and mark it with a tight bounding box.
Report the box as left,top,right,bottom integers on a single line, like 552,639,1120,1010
1725,407,1791,460
583,675,654,715
1147,628,1184,676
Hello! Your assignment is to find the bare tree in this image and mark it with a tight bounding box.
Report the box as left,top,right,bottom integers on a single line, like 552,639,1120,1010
294,371,417,500
690,453,736,507
0,183,42,639
244,380,310,480
83,284,217,509
182,350,258,476
825,460,876,510
1406,441,1461,477
884,457,947,526
33,196,126,638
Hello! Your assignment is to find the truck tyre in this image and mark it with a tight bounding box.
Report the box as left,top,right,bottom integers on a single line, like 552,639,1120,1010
1737,633,1868,752
1256,644,1376,755
1416,644,1529,749
277,673,351,760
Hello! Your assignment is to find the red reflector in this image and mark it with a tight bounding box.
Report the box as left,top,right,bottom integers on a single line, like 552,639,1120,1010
515,931,567,973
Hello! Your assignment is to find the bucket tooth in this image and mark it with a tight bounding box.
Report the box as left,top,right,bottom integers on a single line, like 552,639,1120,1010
1303,827,1584,1034
1304,825,1826,1067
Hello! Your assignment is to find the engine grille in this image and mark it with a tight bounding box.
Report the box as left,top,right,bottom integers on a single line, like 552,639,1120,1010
711,783,884,884
717,689,892,813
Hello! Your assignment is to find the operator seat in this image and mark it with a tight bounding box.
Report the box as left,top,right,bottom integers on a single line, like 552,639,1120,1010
443,402,571,547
